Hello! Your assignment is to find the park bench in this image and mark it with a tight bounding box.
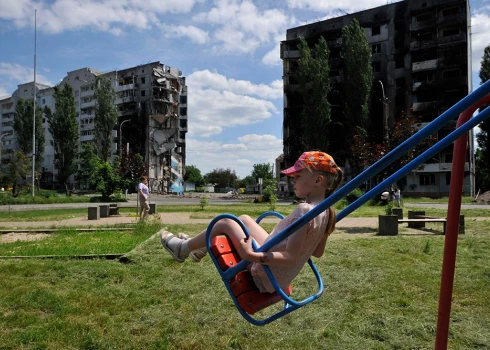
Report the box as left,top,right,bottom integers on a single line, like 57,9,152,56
109,203,119,216
398,211,464,234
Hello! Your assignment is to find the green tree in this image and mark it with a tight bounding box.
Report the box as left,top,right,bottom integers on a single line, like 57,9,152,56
184,165,204,186
297,36,331,155
13,98,45,171
250,163,273,181
76,143,101,189
341,18,373,138
118,152,146,188
204,168,237,188
44,83,79,194
94,77,118,162
476,44,490,191
7,151,29,196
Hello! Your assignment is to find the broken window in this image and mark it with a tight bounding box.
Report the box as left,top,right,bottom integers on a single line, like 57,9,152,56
395,57,404,69
141,90,146,97
442,69,460,78
371,25,380,36
141,77,146,84
372,62,381,73
372,44,381,54
442,28,459,37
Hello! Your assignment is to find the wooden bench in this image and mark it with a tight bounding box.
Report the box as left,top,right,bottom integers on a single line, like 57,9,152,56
398,214,464,234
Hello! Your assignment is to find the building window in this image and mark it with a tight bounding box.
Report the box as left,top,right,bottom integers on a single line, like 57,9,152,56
444,153,453,163
419,174,435,186
442,28,459,37
371,25,380,36
442,69,461,78
42,98,45,104
141,90,146,97
372,62,381,73
416,13,431,22
395,78,405,88
141,77,145,84
372,44,381,54
445,172,451,185
395,21,404,31
442,7,460,16
395,57,404,69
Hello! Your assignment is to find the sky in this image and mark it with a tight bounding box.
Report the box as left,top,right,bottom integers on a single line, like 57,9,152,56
1,0,489,179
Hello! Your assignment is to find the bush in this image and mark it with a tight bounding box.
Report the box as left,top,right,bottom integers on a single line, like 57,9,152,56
345,188,363,204
200,196,208,210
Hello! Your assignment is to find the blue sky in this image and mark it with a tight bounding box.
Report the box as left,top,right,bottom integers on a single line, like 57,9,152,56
1,0,489,178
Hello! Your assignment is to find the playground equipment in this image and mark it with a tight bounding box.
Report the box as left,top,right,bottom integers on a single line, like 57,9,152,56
206,80,490,346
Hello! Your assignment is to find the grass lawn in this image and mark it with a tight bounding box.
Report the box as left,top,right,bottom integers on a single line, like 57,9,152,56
0,218,489,349
0,220,161,257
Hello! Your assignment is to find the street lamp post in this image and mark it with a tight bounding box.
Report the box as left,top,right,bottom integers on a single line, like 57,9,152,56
378,80,389,143
119,119,130,158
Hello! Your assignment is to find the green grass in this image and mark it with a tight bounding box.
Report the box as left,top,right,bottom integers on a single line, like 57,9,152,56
0,220,489,349
0,219,162,257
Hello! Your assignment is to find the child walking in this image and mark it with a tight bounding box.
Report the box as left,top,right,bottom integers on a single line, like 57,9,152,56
138,176,150,220
161,151,343,293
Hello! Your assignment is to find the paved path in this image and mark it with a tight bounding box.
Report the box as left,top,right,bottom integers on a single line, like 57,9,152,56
0,212,379,230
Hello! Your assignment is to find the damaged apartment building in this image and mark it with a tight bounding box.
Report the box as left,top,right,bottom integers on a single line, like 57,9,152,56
0,61,188,194
281,0,473,197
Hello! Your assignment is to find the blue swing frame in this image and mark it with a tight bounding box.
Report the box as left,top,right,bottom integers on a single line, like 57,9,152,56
205,79,490,326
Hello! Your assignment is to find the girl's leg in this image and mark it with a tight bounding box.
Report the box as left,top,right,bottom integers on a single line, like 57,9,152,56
161,215,270,262
187,215,269,251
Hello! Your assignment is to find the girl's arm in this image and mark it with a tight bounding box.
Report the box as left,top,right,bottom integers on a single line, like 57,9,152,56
238,223,308,267
312,235,328,257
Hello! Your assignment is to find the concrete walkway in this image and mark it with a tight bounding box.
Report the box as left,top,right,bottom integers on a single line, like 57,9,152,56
0,212,379,230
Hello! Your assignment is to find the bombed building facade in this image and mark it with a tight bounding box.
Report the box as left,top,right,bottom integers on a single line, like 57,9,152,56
281,0,473,197
0,61,188,194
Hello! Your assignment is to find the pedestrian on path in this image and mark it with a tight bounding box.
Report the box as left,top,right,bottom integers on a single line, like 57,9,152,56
138,176,150,220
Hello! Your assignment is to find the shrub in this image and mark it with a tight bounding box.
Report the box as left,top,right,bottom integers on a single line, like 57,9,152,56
345,188,363,204
200,196,208,210
385,202,394,215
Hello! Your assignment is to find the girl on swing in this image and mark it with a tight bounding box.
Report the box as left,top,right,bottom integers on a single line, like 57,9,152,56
161,151,343,293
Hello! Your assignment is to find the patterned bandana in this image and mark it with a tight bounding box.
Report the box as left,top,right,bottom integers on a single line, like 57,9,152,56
282,151,338,176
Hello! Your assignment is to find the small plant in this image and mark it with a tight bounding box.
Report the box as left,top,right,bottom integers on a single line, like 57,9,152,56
423,240,431,254
268,192,277,211
385,202,393,215
200,196,208,210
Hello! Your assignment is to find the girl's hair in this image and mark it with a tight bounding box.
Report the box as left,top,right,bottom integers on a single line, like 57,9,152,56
318,166,344,237
139,176,147,182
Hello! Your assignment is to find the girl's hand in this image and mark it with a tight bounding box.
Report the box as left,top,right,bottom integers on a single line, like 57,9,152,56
238,236,255,261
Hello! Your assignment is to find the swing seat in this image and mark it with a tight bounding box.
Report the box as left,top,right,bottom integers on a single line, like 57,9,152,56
211,235,292,315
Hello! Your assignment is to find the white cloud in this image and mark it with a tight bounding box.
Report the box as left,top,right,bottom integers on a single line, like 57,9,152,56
0,0,201,34
187,89,278,137
187,69,282,99
165,25,209,44
471,11,490,73
286,0,401,12
186,134,283,178
0,63,53,90
262,35,283,66
0,87,10,98
194,0,293,54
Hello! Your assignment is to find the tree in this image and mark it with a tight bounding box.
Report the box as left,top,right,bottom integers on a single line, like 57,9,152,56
184,165,204,186
13,98,45,171
7,151,29,196
250,163,274,181
94,76,118,162
76,143,101,189
341,18,373,139
44,83,79,194
118,152,146,188
297,36,331,156
350,109,436,185
204,168,237,188
476,44,490,191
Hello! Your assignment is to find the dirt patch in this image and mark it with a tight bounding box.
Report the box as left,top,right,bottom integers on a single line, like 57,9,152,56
0,232,50,243
475,190,490,204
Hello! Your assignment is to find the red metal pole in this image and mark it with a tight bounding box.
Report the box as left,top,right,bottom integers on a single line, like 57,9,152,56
435,95,490,349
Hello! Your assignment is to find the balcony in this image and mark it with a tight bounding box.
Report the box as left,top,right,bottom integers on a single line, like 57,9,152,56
80,89,94,98
281,50,300,59
437,32,466,47
116,84,134,92
412,59,437,72
412,100,443,112
412,76,467,92
80,99,96,108
117,109,136,117
115,96,134,105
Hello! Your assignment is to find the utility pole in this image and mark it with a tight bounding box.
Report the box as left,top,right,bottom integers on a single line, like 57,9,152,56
32,9,37,197
119,119,130,158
